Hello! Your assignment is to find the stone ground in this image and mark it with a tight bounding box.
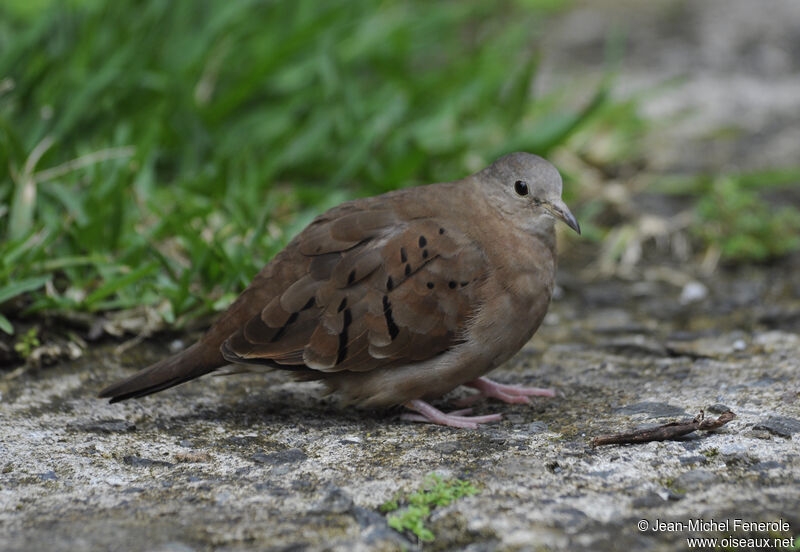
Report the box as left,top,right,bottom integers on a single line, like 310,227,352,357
2,262,799,551
2,1,800,551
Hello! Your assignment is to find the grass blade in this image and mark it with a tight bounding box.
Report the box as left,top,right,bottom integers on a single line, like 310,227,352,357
0,275,52,305
84,262,158,308
0,313,13,335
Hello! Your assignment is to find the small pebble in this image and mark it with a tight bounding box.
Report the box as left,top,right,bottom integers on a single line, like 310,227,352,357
679,281,708,305
706,403,731,414
753,416,800,438
527,421,549,433
169,339,186,353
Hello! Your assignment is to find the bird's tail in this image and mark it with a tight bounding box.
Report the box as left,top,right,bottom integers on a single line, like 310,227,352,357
98,341,224,403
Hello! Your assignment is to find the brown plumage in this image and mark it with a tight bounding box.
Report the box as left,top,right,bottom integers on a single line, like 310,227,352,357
99,152,580,428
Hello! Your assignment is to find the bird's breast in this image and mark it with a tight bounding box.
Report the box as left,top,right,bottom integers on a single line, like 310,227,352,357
465,238,555,359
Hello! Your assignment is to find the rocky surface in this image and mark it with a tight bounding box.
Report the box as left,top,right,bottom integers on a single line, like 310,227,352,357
3,1,800,550
2,259,799,551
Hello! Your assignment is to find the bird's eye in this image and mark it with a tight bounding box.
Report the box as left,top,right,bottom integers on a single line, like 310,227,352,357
514,180,529,196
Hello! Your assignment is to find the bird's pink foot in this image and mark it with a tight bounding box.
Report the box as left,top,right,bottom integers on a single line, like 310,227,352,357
456,376,556,406
401,399,502,429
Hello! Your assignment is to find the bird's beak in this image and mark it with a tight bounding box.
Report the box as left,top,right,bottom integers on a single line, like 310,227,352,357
543,199,581,235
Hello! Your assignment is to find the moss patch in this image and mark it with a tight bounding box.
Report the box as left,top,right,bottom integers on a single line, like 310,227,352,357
381,473,479,543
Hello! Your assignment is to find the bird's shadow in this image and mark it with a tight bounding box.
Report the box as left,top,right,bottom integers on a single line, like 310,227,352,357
160,386,399,431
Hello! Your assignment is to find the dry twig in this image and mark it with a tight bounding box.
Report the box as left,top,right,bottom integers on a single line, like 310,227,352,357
591,410,736,446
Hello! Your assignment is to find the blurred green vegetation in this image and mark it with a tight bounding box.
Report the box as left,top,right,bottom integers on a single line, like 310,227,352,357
655,170,800,262
0,0,619,334
0,0,798,337
381,473,479,542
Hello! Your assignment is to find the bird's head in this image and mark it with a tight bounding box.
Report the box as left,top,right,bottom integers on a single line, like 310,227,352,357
479,152,580,235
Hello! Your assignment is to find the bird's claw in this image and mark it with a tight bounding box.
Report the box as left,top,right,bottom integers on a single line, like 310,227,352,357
402,400,503,429
458,376,556,406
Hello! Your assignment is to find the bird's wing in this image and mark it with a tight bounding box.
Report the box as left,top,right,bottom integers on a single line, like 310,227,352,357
221,202,488,373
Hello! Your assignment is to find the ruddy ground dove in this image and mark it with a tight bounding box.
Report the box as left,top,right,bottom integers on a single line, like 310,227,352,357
99,152,580,428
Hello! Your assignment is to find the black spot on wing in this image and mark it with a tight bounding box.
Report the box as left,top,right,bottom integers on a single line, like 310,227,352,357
382,295,399,340
336,308,352,364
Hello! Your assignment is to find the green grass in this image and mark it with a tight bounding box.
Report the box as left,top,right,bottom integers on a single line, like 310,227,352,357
0,0,624,334
653,169,800,262
2,1,798,338
380,473,480,542
13,326,40,359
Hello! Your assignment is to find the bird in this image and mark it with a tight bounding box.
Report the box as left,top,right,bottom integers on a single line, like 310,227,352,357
99,152,580,429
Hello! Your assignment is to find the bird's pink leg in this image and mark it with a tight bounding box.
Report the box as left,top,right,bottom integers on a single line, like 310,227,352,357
456,376,556,406
401,399,503,429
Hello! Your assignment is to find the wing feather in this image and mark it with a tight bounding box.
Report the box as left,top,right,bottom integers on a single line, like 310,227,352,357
222,196,487,376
